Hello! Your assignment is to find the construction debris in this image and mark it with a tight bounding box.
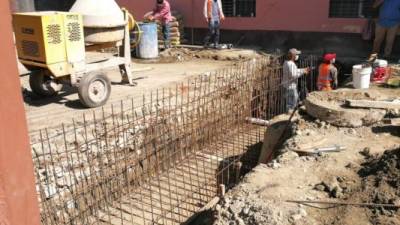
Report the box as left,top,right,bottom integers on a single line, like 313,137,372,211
245,117,270,126
156,47,262,63
258,114,297,164
292,145,346,155
23,44,400,225
287,200,400,209
210,91,400,224
347,99,400,110
382,118,400,125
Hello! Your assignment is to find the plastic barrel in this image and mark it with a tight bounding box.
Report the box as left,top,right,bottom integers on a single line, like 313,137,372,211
352,65,372,89
136,22,159,59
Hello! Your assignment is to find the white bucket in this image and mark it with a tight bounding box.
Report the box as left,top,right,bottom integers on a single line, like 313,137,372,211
352,65,372,89
373,59,388,68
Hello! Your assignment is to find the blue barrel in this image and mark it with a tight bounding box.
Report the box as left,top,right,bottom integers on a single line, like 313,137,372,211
136,22,159,59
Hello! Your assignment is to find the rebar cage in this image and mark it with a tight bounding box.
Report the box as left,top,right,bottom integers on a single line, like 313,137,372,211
30,55,318,225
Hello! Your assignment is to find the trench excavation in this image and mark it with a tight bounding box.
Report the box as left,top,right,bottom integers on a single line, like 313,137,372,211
30,56,318,225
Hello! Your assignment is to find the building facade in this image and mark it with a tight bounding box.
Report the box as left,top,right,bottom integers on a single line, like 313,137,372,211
118,0,368,33
118,0,387,57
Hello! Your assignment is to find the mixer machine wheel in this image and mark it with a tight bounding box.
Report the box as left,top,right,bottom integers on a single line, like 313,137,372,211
29,69,62,97
78,72,111,108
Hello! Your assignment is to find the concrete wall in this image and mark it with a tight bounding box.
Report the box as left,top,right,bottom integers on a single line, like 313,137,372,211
0,1,40,225
117,0,365,33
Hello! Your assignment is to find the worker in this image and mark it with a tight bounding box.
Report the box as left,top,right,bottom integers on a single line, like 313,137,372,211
283,48,310,111
145,0,172,49
372,0,400,59
203,0,225,49
318,53,338,91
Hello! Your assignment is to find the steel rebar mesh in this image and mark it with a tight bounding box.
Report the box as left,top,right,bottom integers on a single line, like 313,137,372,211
30,55,318,225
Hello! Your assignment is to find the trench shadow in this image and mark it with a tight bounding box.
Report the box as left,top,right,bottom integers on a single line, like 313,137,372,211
216,142,263,190
371,125,400,137
185,209,214,225
185,142,263,225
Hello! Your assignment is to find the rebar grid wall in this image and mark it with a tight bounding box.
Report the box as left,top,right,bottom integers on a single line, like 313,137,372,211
30,56,318,225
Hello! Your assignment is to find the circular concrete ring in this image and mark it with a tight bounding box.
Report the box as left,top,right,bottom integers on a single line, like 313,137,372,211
305,90,387,128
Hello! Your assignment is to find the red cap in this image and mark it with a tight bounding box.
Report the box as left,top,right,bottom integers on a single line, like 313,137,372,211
323,53,336,62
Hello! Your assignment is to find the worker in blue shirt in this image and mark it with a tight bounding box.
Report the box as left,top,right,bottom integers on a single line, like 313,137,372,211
372,0,400,59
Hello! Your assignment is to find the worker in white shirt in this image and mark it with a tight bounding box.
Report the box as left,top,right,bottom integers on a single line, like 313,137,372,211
283,48,310,111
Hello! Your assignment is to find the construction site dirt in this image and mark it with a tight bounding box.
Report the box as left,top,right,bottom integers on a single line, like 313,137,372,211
21,48,261,133
20,46,400,225
27,53,290,225
7,1,400,225
209,87,400,225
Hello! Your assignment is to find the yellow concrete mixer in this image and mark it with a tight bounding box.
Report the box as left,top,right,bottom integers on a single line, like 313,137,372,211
13,0,140,108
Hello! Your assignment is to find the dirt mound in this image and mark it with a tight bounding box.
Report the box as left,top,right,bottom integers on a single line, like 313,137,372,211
212,171,315,225
159,48,196,62
213,195,280,225
357,148,400,224
138,48,263,64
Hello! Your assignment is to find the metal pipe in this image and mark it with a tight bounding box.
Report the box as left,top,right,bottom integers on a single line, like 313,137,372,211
288,200,400,209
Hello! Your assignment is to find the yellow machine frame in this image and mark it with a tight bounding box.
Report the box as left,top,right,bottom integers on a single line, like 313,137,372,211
13,11,86,77
13,10,140,108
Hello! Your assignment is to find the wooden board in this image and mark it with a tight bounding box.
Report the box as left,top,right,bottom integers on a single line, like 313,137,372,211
347,99,400,110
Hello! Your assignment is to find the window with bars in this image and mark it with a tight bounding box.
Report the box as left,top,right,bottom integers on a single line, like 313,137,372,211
34,0,76,11
222,0,256,17
329,0,374,18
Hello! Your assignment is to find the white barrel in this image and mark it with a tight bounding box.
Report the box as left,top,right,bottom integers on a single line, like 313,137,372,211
352,65,372,89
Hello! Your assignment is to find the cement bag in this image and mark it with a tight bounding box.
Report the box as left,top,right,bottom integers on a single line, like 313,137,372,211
169,32,180,38
169,37,180,42
169,21,180,27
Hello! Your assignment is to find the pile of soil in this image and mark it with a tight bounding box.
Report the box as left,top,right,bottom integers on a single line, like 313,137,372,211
202,107,400,225
357,148,400,224
158,48,197,62
137,48,263,64
211,164,316,225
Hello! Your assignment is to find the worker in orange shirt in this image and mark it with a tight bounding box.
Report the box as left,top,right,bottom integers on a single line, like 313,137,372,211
318,53,338,91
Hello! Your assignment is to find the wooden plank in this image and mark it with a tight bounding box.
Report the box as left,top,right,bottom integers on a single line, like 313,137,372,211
382,118,400,125
346,99,400,109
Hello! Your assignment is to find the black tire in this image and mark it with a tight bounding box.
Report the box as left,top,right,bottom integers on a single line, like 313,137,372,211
78,72,111,108
29,70,62,97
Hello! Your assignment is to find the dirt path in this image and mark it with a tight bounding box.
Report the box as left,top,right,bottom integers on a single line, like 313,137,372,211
21,59,234,132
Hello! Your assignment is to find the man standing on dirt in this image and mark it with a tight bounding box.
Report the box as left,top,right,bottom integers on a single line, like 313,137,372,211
318,53,338,91
146,0,172,49
283,49,310,111
372,0,400,59
203,0,225,49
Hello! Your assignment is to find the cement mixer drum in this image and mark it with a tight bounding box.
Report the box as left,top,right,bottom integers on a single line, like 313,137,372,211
70,0,126,43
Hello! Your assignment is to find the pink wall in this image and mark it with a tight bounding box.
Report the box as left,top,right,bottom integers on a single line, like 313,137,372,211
117,0,366,33
0,1,41,224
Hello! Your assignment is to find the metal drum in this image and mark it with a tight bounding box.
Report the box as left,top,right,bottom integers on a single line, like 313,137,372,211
136,23,159,59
